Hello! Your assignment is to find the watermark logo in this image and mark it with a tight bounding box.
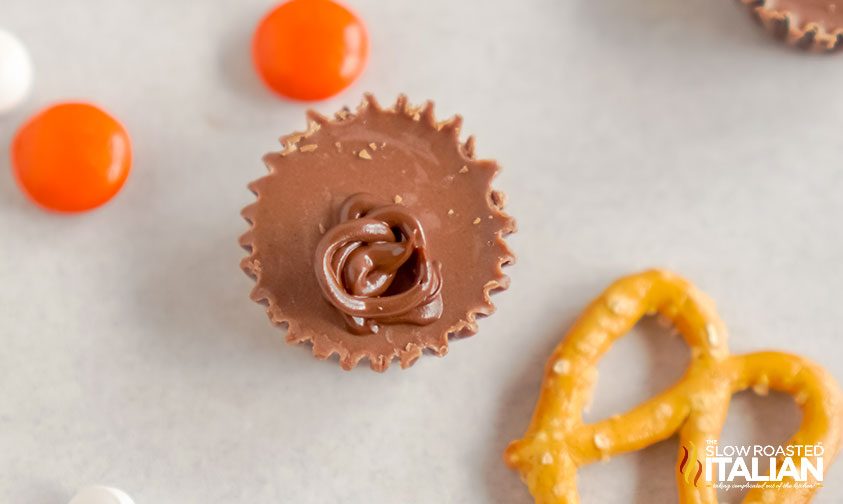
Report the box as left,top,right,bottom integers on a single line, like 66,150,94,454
679,442,703,487
677,440,825,492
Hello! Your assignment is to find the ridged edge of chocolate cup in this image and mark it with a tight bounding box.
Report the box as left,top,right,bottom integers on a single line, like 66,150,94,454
741,0,843,51
239,94,516,372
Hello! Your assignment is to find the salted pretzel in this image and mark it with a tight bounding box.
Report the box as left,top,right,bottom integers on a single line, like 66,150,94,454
505,270,843,503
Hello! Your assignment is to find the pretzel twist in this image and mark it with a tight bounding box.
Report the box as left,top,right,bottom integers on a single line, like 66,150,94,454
504,270,843,504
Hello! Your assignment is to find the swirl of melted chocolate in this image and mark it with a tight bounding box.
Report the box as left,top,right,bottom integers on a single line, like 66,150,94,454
314,193,444,335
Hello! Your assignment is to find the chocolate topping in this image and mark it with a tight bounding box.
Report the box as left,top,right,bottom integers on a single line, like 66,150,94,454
314,192,444,335
240,94,515,371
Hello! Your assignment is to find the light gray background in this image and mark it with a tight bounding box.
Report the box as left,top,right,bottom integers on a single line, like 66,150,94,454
1,0,842,502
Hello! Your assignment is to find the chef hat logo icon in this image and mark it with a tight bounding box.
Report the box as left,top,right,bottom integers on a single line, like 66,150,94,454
679,442,703,487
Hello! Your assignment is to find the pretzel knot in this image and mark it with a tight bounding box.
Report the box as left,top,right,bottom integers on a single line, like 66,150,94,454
505,270,843,504
314,193,444,335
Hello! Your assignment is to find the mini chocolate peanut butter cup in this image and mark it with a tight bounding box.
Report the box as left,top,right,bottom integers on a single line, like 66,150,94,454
742,0,843,50
240,95,515,371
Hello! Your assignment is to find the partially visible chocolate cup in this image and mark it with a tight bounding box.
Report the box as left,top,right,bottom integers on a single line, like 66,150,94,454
741,0,843,50
240,95,515,372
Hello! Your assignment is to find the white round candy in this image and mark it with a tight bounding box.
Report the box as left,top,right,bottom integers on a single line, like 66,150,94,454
0,28,33,114
68,486,135,504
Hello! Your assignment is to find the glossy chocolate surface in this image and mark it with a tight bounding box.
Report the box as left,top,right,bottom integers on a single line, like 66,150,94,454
769,0,843,29
314,192,444,335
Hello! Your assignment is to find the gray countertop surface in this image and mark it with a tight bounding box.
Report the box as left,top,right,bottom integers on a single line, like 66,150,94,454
1,0,842,502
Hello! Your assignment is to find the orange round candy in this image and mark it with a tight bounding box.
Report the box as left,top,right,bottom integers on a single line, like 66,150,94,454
11,102,132,213
252,0,369,101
